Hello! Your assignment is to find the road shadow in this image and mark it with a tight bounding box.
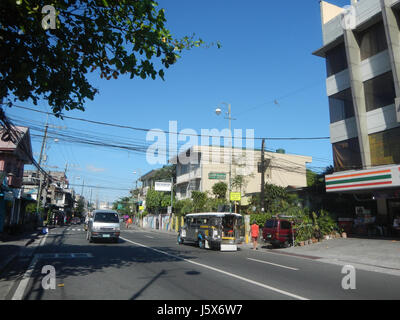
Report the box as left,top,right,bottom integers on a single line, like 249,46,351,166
19,230,202,300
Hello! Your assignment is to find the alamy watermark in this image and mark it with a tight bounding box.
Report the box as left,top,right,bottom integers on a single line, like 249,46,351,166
145,121,255,173
41,5,56,30
41,265,56,290
341,265,356,290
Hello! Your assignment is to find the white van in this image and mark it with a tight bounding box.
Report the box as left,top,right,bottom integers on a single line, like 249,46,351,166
87,210,121,243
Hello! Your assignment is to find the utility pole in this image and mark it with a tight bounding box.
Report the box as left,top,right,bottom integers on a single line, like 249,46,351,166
260,139,265,213
89,188,93,210
216,103,236,213
36,117,49,222
81,179,85,196
170,176,173,215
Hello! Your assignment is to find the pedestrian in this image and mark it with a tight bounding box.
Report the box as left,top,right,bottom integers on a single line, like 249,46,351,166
250,220,260,250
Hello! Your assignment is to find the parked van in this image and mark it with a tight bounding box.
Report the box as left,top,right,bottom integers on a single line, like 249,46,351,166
262,218,294,248
87,210,121,243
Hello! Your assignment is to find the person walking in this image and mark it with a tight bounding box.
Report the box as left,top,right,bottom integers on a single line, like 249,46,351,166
126,217,132,229
250,221,260,250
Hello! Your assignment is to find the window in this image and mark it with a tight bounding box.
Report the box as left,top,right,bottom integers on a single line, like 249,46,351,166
364,72,396,112
94,212,119,223
329,88,355,123
326,43,348,77
358,22,388,61
332,138,363,171
264,220,277,228
280,221,291,230
369,127,400,166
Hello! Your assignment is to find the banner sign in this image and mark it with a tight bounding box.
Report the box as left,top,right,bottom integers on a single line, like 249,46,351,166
155,182,172,192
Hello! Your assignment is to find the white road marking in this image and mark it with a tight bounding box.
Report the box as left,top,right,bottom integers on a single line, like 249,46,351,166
247,258,299,271
11,233,48,300
120,237,308,300
11,255,39,300
144,235,154,239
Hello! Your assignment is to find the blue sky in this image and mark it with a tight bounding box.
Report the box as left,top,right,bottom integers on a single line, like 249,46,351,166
7,0,352,203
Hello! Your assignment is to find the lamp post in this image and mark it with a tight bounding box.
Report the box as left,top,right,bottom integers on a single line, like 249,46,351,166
215,102,236,213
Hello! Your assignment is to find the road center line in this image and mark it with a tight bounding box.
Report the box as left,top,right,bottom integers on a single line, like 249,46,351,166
144,235,154,239
247,258,299,271
120,237,308,300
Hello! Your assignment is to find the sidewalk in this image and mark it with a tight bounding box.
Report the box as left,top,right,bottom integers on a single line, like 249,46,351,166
0,228,44,275
241,237,400,276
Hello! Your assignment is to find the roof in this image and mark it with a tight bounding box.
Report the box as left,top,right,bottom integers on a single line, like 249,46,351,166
0,126,33,164
186,212,242,218
139,169,158,181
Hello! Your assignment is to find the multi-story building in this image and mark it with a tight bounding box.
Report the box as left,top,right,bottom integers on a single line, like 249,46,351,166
23,169,74,221
314,0,400,230
169,145,312,203
0,126,34,233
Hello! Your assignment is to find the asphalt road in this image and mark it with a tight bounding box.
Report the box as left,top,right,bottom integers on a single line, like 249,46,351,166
2,224,400,300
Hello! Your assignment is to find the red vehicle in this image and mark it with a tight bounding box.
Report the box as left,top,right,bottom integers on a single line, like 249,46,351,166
262,218,295,248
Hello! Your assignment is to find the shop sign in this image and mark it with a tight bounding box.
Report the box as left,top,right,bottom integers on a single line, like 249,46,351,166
326,165,400,192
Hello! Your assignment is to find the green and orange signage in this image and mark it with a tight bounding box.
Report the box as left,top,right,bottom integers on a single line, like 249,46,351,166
325,165,400,192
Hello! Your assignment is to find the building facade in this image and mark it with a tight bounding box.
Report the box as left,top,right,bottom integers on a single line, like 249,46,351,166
314,0,400,232
170,145,312,203
23,170,75,224
0,126,34,234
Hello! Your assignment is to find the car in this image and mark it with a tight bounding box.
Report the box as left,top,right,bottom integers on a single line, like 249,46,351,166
71,217,81,225
87,210,120,243
262,218,295,248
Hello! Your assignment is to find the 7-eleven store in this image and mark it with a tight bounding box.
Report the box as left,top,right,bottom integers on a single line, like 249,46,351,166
325,165,400,236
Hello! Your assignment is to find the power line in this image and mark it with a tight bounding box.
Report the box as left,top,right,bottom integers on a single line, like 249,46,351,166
5,103,331,141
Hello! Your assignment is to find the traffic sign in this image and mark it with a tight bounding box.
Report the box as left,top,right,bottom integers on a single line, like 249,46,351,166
230,192,241,201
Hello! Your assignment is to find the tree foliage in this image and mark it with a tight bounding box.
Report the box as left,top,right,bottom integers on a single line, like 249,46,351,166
145,188,162,214
250,183,298,213
191,191,207,213
0,0,213,114
74,197,85,217
212,182,227,199
112,196,133,215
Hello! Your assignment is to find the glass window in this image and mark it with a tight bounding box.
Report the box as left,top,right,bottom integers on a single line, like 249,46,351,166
369,127,400,166
332,138,363,171
329,88,355,123
358,22,388,61
280,221,291,230
326,43,348,77
94,212,119,223
364,72,396,112
264,220,277,228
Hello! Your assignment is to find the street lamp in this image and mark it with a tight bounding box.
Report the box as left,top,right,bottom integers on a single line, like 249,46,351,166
215,102,236,213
